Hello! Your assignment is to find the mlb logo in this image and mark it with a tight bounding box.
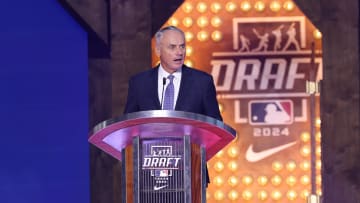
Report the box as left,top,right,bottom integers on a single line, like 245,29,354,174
248,100,293,125
154,169,169,177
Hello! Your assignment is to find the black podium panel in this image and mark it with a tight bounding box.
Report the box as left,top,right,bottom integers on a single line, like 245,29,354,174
139,137,186,202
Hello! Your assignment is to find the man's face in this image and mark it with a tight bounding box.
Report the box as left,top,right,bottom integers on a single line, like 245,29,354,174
156,30,186,73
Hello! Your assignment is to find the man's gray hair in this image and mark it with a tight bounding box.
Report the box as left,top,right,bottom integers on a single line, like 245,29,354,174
155,26,185,46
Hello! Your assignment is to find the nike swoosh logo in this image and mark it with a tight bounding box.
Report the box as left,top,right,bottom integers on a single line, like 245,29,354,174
153,185,168,191
245,141,297,162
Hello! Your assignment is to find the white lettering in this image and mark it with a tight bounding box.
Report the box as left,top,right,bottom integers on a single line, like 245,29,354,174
211,57,321,91
211,60,235,91
234,59,261,90
286,58,306,89
260,58,286,90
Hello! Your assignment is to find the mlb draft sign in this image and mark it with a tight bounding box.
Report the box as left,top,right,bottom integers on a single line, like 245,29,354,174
153,1,322,202
140,138,184,198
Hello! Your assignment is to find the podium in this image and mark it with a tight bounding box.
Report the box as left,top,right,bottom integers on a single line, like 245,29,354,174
89,110,236,203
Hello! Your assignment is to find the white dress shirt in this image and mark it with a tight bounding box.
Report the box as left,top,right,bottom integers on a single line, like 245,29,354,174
157,65,182,109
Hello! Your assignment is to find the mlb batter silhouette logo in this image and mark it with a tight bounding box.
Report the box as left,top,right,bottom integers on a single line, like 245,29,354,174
249,100,293,125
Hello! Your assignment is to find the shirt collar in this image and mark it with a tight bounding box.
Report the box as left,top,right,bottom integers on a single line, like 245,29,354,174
159,64,182,79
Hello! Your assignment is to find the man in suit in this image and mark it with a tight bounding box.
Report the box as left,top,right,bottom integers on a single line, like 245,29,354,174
123,25,222,186
124,26,222,120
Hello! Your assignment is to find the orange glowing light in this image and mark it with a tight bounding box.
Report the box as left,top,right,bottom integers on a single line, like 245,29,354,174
269,1,281,12
184,31,194,42
227,146,239,157
300,189,310,199
254,1,266,12
197,30,209,41
196,2,208,13
301,132,310,142
242,175,253,185
227,160,238,171
167,17,179,26
283,0,295,11
184,59,193,67
271,190,282,200
197,16,209,28
271,175,282,186
210,16,222,27
210,2,222,13
301,145,311,157
214,161,224,172
182,2,194,13
225,2,237,12
287,190,297,200
228,190,239,200
257,175,268,186
182,17,193,28
228,176,239,187
214,190,225,200
300,161,310,172
240,1,252,12
258,190,268,200
242,190,253,200
213,176,224,186
300,175,310,185
286,175,297,186
215,149,223,158
286,161,297,171
272,161,283,171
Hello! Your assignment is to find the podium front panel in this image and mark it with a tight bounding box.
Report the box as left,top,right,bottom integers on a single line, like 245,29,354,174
136,136,191,202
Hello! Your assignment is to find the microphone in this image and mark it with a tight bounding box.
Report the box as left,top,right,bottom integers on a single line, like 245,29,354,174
160,77,166,109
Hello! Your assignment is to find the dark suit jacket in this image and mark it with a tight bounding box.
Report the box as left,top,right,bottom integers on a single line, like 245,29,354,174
124,65,222,121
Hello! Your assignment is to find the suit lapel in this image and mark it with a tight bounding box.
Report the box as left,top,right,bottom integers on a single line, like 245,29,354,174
175,66,193,110
150,66,161,109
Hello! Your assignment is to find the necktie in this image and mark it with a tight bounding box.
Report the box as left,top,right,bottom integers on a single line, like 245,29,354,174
163,75,175,110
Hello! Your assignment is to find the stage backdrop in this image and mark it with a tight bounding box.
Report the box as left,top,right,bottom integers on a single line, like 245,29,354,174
0,1,89,203
152,0,322,202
